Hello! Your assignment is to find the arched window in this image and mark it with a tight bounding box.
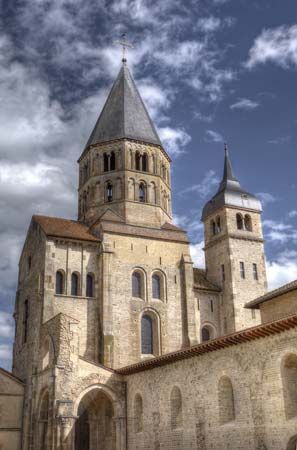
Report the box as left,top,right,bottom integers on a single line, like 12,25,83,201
139,183,146,202
142,153,148,172
135,152,141,171
236,213,243,230
55,270,64,295
216,216,221,233
134,394,143,433
86,273,94,297
106,183,113,202
282,354,297,419
38,390,49,450
71,272,79,296
170,386,183,429
152,274,161,299
110,151,116,171
211,220,216,235
244,214,252,231
201,326,210,342
103,153,109,172
218,376,235,424
141,314,153,354
132,271,143,298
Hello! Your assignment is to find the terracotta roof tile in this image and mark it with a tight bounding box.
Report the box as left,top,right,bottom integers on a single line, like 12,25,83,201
33,215,100,243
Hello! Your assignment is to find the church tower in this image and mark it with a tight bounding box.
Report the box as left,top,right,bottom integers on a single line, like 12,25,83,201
202,146,267,333
78,61,172,228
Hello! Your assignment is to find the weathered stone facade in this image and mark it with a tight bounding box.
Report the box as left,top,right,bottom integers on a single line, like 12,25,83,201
2,61,297,450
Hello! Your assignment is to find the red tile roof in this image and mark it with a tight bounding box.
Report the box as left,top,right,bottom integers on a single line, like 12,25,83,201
33,215,100,243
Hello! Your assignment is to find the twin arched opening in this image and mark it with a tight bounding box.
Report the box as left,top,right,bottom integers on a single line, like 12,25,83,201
236,213,253,231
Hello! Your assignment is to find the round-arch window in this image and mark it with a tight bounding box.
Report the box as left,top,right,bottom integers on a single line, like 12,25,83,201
201,326,210,342
141,315,153,354
132,272,142,298
152,274,161,299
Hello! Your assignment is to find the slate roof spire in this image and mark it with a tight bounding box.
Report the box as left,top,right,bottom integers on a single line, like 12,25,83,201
201,144,262,220
85,63,162,148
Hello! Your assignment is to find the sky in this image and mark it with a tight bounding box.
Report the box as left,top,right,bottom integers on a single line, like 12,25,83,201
0,0,297,370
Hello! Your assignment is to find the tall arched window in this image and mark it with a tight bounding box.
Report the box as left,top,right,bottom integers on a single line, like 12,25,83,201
55,270,64,295
132,271,143,298
110,151,116,171
236,213,243,230
38,390,49,450
142,153,148,172
218,376,235,424
216,216,221,233
152,273,161,299
71,273,79,296
134,394,143,433
86,273,94,297
244,214,252,231
139,183,146,202
106,183,113,202
170,386,183,429
211,220,216,235
141,315,153,354
103,153,109,172
201,326,211,342
135,152,141,171
282,354,297,419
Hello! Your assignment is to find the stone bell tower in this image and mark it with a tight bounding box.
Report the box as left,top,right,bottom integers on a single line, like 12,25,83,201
78,61,172,228
202,146,267,334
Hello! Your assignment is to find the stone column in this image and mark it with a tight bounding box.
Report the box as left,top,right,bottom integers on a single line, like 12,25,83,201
180,254,198,347
58,417,76,450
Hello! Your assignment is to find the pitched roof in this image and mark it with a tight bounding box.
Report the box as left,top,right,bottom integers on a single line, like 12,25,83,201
202,145,262,221
193,268,221,292
0,367,24,385
33,215,100,242
116,312,297,375
245,279,297,309
85,63,162,148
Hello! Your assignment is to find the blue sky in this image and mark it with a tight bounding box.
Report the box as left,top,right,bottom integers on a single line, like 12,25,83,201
0,0,297,370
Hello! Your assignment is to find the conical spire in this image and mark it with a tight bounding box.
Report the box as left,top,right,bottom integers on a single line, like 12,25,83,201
201,144,261,220
85,63,162,148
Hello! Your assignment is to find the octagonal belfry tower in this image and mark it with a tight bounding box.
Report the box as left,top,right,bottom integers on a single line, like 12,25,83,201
202,146,268,334
78,61,172,228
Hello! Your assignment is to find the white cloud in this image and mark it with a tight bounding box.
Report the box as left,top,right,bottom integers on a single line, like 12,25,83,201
190,241,206,268
158,127,191,158
0,344,12,360
256,192,277,206
230,98,260,111
263,219,297,244
197,17,222,33
267,250,297,290
205,129,224,143
246,24,297,69
288,210,297,219
268,135,291,145
0,312,14,338
180,170,219,199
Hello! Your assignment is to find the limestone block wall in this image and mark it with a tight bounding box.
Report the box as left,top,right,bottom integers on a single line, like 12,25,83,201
78,139,172,227
259,291,297,323
125,328,297,450
0,369,24,450
194,289,221,341
99,231,194,368
43,239,100,361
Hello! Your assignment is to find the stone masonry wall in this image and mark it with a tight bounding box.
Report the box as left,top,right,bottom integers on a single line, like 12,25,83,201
125,327,297,450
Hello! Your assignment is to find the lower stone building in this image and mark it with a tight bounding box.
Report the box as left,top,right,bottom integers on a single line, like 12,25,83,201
1,59,297,450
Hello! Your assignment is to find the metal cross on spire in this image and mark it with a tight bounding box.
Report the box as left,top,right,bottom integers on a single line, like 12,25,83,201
114,33,134,64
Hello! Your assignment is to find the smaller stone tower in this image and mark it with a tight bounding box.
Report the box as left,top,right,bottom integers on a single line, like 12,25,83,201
202,145,267,333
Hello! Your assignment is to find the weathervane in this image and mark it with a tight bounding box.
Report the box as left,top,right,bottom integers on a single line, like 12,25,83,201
114,33,134,63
